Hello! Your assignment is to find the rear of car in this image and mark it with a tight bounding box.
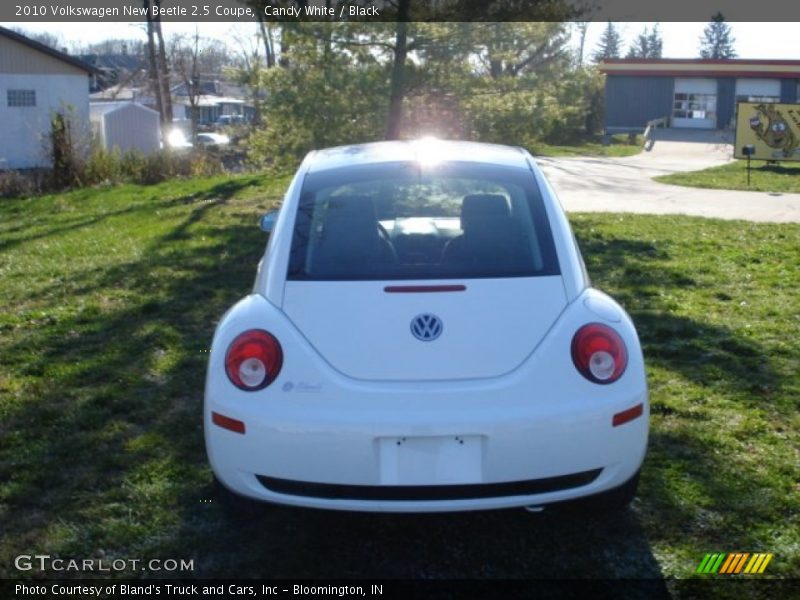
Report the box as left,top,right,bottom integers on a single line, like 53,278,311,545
205,141,648,512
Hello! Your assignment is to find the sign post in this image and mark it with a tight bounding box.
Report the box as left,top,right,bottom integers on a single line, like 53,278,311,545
741,145,755,186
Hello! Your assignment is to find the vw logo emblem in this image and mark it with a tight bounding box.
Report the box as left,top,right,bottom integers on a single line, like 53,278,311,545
410,314,443,341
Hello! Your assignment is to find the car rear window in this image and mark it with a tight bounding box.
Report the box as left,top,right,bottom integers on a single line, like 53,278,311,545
287,161,560,281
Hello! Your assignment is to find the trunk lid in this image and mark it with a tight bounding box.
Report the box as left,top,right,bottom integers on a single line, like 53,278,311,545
282,277,566,381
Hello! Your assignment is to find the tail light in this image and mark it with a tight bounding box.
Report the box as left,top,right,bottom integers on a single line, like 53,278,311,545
225,329,283,391
571,323,627,384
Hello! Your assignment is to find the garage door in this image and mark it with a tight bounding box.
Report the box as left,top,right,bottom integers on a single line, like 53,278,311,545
673,78,717,129
735,78,781,103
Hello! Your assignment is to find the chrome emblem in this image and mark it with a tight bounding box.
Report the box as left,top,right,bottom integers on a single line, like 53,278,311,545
410,314,443,341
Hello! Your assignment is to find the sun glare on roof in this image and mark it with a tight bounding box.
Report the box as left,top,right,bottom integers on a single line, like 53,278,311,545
413,136,445,165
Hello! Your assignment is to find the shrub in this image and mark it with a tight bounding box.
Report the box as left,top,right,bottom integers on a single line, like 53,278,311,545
83,146,124,184
49,111,85,189
61,146,225,188
0,170,39,198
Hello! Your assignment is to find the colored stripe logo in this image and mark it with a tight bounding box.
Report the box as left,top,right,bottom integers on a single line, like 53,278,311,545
696,553,773,574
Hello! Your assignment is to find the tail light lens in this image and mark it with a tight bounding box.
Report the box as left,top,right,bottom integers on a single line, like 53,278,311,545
225,330,283,391
571,323,627,384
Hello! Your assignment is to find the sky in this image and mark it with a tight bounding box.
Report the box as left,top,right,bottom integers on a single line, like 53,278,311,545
1,21,798,61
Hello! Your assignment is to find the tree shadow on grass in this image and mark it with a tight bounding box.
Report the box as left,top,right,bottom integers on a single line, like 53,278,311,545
4,206,788,586
0,176,268,254
186,496,668,586
574,230,783,408
571,222,797,584
0,202,668,587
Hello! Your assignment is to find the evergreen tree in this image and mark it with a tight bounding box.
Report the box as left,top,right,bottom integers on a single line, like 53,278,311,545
626,27,649,58
592,22,622,61
647,24,663,58
627,24,663,59
699,12,737,58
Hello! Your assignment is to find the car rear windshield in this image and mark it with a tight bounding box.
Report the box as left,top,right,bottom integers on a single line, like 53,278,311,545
287,161,560,281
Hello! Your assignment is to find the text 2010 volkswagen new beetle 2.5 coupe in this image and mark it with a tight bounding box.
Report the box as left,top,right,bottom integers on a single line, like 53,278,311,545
205,139,648,512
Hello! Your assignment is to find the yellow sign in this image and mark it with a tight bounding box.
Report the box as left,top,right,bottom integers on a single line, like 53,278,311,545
735,102,800,161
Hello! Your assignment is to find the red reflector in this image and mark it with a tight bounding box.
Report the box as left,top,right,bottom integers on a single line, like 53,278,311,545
212,411,246,434
612,403,644,427
384,285,466,293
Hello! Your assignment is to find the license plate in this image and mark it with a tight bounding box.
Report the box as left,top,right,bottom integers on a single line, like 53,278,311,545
378,435,483,485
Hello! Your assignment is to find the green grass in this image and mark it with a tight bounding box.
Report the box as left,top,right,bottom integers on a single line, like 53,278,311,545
1,177,798,589
531,134,644,158
655,160,800,193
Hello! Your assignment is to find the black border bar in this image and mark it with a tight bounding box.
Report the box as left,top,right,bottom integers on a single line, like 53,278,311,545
2,0,800,22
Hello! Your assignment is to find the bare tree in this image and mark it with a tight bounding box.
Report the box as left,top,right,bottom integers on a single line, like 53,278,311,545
142,0,165,123
385,0,410,140
10,28,62,50
575,22,590,67
256,12,276,68
153,0,173,122
231,26,272,125
171,29,204,142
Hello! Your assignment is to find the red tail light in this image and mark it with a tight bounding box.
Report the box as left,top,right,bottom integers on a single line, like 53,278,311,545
225,329,283,391
571,323,627,384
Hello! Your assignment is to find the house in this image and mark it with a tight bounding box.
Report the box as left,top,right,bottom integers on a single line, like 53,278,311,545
90,84,157,108
600,58,800,132
90,101,161,155
171,80,256,125
0,26,95,169
79,50,145,93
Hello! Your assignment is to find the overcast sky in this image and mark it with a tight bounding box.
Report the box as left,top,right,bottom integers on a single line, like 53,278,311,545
2,21,798,61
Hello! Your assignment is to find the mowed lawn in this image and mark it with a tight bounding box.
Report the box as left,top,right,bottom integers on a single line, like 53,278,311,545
0,175,798,590
654,160,800,194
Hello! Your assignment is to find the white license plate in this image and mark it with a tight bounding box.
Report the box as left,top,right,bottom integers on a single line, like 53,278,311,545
378,435,483,485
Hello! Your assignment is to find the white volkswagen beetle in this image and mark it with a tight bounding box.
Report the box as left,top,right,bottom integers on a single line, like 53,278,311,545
205,139,648,512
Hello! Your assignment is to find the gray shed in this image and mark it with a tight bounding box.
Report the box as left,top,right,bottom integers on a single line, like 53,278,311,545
90,101,161,155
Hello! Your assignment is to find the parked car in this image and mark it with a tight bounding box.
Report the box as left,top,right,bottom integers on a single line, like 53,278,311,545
216,114,245,126
196,132,230,147
164,128,192,150
205,139,649,513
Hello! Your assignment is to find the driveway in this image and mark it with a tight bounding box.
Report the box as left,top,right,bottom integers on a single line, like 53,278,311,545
537,130,800,223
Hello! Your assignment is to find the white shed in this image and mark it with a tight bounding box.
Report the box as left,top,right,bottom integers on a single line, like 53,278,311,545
90,101,161,155
0,26,94,169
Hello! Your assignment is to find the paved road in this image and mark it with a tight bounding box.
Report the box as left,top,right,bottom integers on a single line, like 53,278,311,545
537,132,800,223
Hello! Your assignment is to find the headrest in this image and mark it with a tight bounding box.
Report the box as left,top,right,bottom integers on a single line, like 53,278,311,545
461,194,510,231
326,195,377,220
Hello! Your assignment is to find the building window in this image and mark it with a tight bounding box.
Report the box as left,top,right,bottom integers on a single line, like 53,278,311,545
7,89,36,107
673,92,716,121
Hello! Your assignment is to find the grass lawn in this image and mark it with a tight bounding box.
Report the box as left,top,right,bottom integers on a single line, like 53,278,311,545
1,176,798,591
531,134,644,158
655,159,800,194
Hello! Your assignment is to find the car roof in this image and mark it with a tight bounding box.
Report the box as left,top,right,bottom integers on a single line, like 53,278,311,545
305,140,531,173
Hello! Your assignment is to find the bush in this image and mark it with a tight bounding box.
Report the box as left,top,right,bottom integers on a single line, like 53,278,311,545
48,109,88,189
83,146,124,184
462,68,607,148
246,52,387,173
78,147,224,187
0,170,40,199
8,107,228,196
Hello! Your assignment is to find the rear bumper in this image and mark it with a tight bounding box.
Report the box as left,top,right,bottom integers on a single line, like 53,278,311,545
204,290,648,512
205,388,648,512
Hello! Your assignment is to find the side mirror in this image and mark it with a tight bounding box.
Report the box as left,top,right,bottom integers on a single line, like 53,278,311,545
260,210,279,233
